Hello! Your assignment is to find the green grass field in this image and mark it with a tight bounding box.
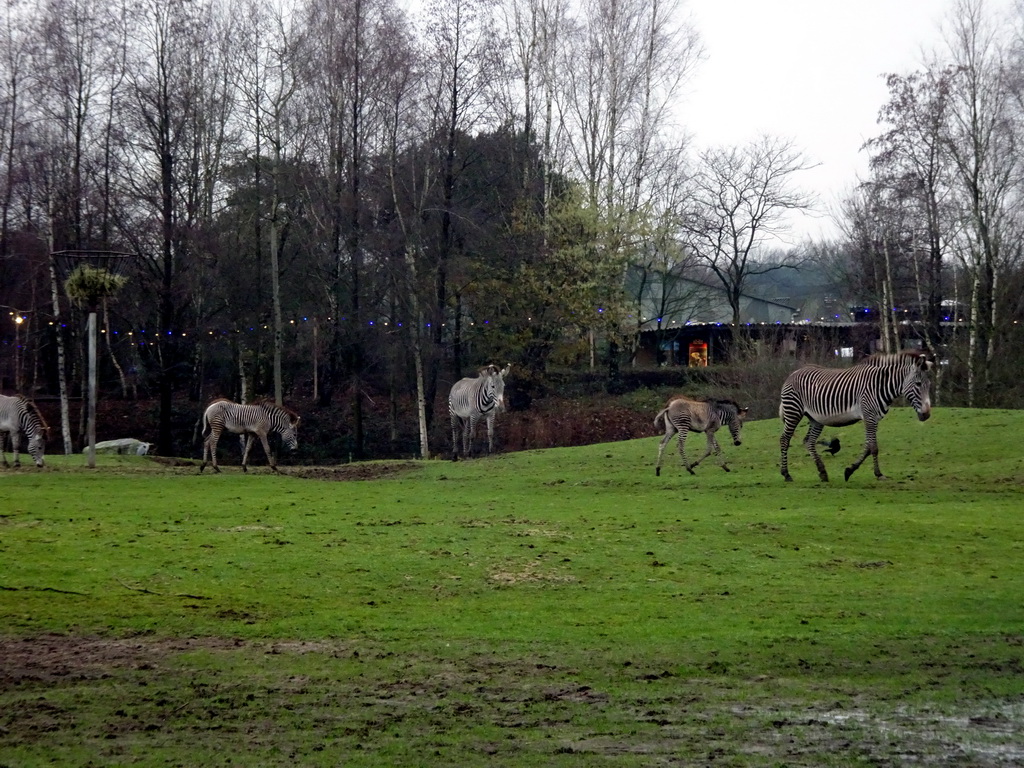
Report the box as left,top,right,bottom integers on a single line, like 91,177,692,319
2,407,1023,766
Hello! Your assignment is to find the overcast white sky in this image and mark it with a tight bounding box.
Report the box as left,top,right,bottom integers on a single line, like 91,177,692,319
683,0,1010,243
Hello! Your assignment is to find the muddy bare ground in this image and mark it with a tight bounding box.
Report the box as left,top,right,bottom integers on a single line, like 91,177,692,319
286,461,422,481
3,634,1023,765
0,633,243,685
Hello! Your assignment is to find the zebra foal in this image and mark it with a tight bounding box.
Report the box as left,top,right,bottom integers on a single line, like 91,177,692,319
199,398,300,473
448,363,511,460
779,351,933,482
654,396,748,476
0,394,48,468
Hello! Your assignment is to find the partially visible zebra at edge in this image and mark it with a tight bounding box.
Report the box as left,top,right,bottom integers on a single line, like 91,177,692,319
199,398,300,473
654,395,748,476
448,363,512,461
0,394,48,468
779,351,933,483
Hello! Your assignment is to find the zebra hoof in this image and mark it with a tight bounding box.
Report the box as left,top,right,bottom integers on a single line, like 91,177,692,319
844,467,855,481
721,465,731,472
655,467,661,476
686,467,696,476
828,438,841,455
783,475,793,482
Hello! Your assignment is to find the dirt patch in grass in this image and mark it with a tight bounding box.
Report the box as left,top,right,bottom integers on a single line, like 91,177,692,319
287,461,422,481
0,633,241,684
3,633,1024,765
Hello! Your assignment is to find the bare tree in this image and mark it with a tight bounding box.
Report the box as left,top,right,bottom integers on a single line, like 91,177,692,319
494,0,572,223
940,0,1023,404
867,68,958,358
680,135,816,326
301,0,412,457
840,182,918,354
0,0,35,260
420,0,501,391
235,0,305,404
117,0,232,453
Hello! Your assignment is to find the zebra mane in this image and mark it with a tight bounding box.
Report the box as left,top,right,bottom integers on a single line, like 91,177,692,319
669,395,743,410
252,398,300,421
663,397,745,415
861,351,927,367
20,396,49,433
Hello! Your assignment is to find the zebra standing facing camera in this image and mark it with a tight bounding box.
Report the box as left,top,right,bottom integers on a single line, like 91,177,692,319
448,364,512,460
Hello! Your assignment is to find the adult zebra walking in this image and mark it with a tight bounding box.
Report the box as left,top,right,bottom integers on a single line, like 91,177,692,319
0,394,48,468
199,398,300,473
779,351,933,482
654,396,748,476
448,364,511,460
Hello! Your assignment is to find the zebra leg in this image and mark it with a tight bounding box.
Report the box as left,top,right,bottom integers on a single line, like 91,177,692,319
844,421,883,481
802,420,829,482
689,430,716,472
259,433,278,472
450,414,461,461
9,430,21,468
1,431,9,468
201,430,221,474
465,416,479,457
779,414,802,482
654,421,678,476
240,434,256,472
486,414,495,454
677,426,697,475
709,432,731,472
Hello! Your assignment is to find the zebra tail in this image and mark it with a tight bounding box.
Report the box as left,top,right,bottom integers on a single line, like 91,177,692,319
653,408,668,431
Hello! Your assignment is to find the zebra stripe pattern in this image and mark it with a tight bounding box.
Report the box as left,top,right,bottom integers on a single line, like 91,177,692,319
779,351,933,482
654,396,748,476
448,363,511,460
199,398,300,473
0,394,48,468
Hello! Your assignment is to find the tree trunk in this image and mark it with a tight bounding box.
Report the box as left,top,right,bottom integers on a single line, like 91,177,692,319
48,254,74,455
405,246,430,460
270,215,283,404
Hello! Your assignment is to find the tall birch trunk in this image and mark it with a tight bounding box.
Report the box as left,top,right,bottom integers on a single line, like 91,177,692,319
48,253,74,455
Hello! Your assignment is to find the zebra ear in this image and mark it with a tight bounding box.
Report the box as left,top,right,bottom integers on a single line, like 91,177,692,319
501,363,512,377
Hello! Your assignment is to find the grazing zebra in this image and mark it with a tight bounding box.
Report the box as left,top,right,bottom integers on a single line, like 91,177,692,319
654,396,748,476
0,394,48,468
199,398,300,473
779,351,933,482
448,363,512,460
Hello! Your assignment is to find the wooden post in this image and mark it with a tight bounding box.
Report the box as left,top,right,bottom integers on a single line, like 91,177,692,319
87,310,98,468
